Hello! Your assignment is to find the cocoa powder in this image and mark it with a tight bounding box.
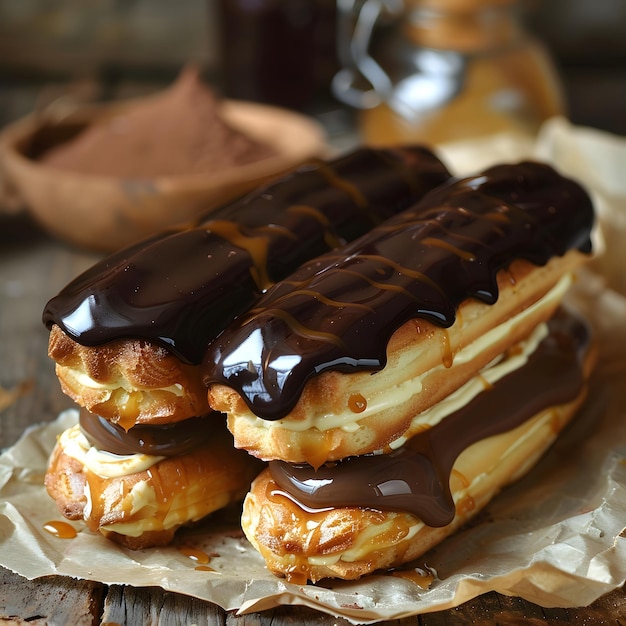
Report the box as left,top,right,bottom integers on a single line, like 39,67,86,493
41,66,277,177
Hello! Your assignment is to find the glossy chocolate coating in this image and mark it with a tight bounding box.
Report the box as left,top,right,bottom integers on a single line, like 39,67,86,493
269,309,591,526
79,410,214,457
42,146,450,364
206,161,594,419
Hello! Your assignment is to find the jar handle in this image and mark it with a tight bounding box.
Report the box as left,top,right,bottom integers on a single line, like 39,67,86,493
332,0,404,109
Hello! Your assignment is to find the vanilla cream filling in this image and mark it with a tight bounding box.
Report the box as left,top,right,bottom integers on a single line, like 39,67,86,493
62,368,185,396
59,424,165,478
98,487,230,537
385,320,548,451
240,273,572,435
85,481,219,536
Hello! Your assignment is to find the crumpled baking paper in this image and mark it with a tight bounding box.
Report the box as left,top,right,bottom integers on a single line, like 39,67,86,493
1,118,625,624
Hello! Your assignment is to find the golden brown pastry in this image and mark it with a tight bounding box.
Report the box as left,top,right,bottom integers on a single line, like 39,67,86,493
48,326,208,429
204,161,596,581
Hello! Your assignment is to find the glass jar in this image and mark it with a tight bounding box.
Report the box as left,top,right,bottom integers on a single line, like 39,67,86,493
333,0,565,146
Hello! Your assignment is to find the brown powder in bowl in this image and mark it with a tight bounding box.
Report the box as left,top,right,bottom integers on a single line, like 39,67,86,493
40,66,277,178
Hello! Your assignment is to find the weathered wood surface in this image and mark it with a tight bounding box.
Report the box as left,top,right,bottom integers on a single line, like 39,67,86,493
0,212,624,625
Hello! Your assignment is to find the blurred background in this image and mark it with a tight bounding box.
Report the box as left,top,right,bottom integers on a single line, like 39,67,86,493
0,0,624,142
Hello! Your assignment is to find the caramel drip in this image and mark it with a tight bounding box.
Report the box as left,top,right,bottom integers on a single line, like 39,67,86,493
147,467,168,506
299,430,336,471
84,471,122,532
478,373,494,391
179,545,211,564
440,329,453,368
421,237,477,262
351,255,446,296
348,393,367,413
315,162,368,208
253,288,374,316
206,220,272,293
456,495,476,516
450,469,469,490
268,309,591,526
263,485,340,584
256,309,347,349
206,162,594,419
116,408,140,433
391,566,436,589
331,267,428,301
43,146,451,365
43,520,77,539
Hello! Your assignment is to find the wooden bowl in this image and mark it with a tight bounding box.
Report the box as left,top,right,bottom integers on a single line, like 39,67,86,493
0,98,327,251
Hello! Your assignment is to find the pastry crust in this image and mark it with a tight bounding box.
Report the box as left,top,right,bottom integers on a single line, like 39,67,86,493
49,324,209,429
209,251,588,466
45,421,263,549
241,351,595,583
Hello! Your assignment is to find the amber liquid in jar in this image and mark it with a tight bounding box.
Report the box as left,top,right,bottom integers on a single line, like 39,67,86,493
358,0,565,146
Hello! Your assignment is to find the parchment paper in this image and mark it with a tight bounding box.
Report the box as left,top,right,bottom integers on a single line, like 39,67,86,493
1,118,625,624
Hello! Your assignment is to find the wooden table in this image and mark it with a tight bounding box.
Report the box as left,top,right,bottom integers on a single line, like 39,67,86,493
1,211,625,625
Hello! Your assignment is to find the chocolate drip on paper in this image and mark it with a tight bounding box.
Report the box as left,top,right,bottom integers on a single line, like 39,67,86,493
206,162,594,419
42,146,450,364
269,310,591,527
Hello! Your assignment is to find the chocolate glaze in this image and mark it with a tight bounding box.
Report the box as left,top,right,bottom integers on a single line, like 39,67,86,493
42,147,450,364
205,162,594,419
78,409,213,457
269,309,591,526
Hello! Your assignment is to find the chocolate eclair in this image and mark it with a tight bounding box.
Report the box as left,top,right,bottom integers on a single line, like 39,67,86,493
244,308,596,582
204,161,596,581
43,145,452,549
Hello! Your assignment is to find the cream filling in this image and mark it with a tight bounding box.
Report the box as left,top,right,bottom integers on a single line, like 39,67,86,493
385,320,548,451
83,479,215,537
98,484,228,537
240,273,572,435
59,424,165,478
63,368,185,396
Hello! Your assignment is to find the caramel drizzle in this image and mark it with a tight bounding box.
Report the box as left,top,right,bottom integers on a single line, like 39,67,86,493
287,204,343,249
244,206,513,329
315,162,368,208
356,254,447,296
253,309,347,349
206,220,273,293
246,288,374,317
421,238,477,262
